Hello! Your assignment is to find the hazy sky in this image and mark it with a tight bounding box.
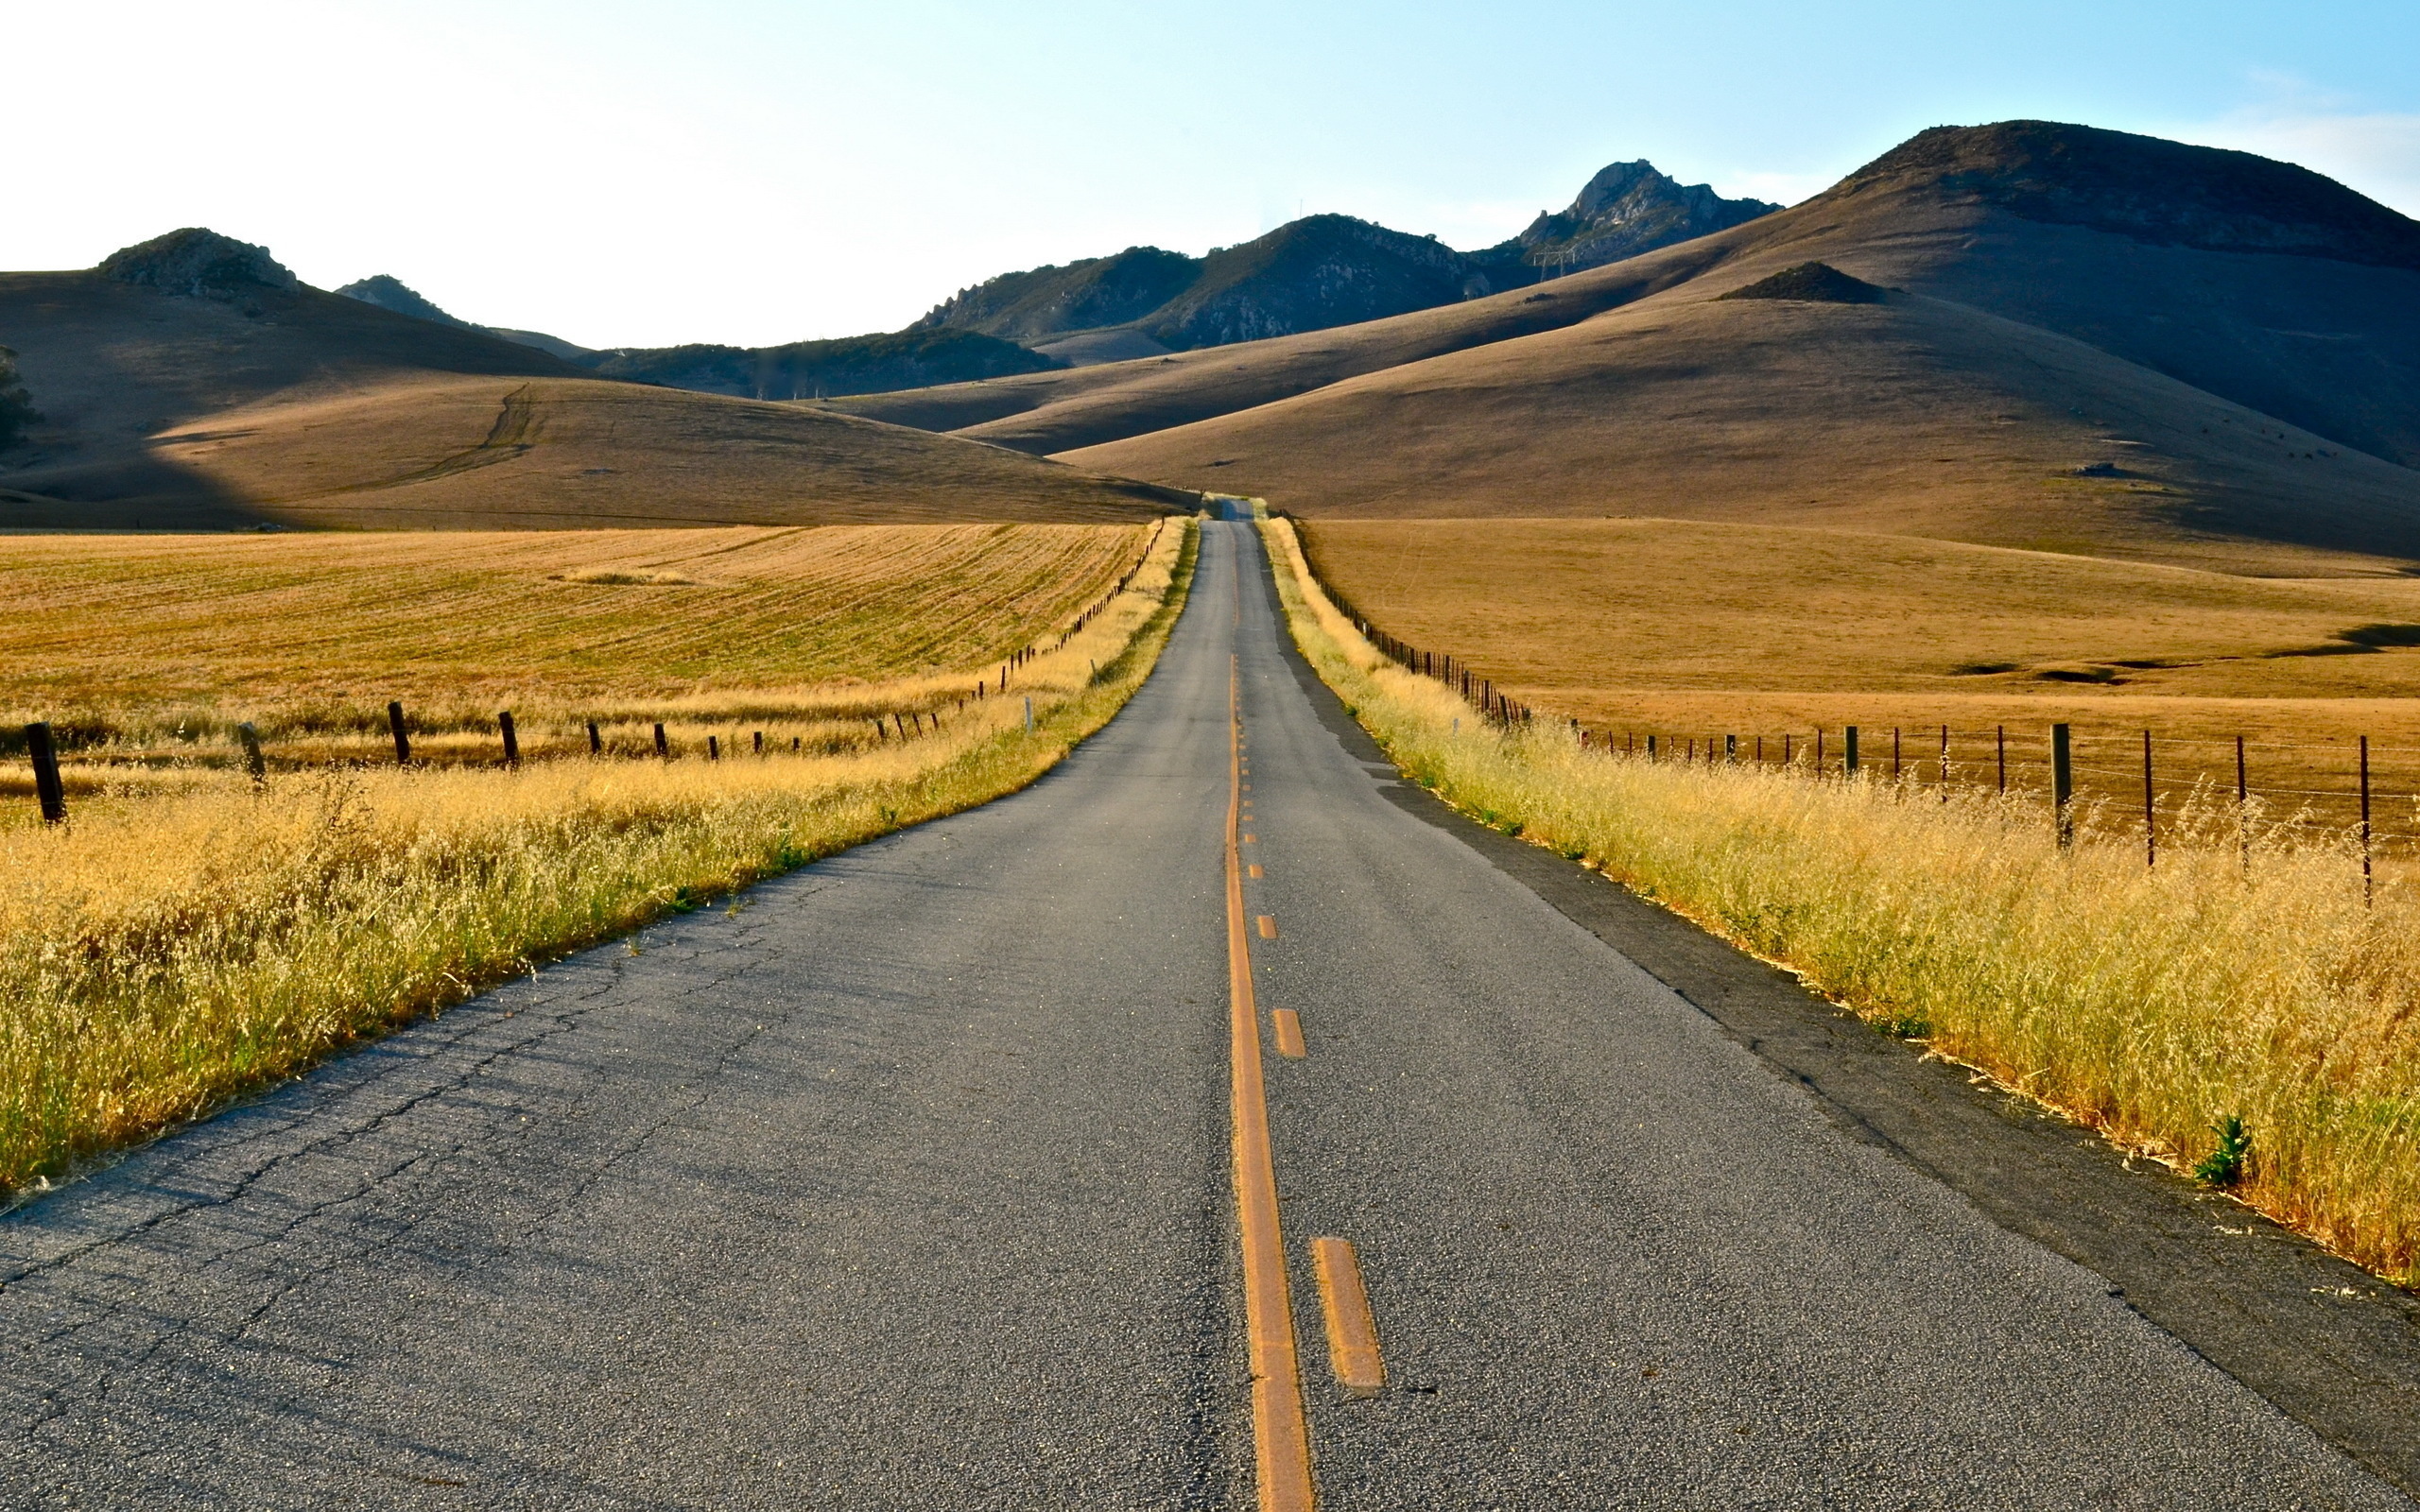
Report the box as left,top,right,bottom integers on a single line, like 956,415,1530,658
13,1,2418,348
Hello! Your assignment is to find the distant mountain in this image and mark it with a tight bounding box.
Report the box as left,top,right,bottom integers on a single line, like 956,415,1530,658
0,229,1180,528
912,162,1774,356
340,275,1061,400
1486,162,1778,273
918,215,1506,353
336,275,595,363
1041,118,2420,573
584,329,1063,401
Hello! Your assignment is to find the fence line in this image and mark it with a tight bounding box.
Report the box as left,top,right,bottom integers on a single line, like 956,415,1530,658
1288,541,2409,883
12,519,1177,826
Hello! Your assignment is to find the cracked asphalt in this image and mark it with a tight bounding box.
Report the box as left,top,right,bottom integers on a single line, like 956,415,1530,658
2,519,2414,1509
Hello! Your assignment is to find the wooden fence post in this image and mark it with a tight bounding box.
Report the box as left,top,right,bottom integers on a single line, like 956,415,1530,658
1844,726,1859,778
1647,735,1658,763
1940,725,1949,803
588,720,603,755
1996,726,2006,794
2052,724,2074,849
654,722,669,759
2142,730,2155,868
236,722,267,784
25,722,65,824
1892,727,1901,779
499,711,520,767
1725,734,1737,763
754,730,764,755
2236,735,2250,870
709,735,720,761
388,701,411,765
2360,734,2374,906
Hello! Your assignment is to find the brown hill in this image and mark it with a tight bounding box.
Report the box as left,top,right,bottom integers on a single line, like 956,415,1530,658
1023,122,2420,572
0,231,1183,528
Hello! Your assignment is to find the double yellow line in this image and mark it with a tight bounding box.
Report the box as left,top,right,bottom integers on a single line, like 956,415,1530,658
1226,656,1315,1511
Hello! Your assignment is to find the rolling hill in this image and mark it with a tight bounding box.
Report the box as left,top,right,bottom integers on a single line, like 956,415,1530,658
877,119,2420,574
0,230,1184,528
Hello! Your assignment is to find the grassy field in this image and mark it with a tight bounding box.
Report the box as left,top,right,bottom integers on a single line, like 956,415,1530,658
1301,516,2420,841
1,522,1155,790
0,520,1193,1194
1265,514,2420,1287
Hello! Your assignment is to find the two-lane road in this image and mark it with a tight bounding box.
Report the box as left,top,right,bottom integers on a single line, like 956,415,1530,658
3,519,2410,1508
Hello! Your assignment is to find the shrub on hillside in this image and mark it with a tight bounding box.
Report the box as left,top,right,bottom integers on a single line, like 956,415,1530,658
0,347,38,449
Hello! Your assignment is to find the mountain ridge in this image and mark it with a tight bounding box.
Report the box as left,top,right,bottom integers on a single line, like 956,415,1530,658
910,161,1775,352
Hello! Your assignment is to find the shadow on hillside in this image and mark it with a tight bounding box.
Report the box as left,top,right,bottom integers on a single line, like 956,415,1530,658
0,447,272,531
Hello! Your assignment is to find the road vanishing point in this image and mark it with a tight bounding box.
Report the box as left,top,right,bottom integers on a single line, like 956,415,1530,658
5,517,2417,1509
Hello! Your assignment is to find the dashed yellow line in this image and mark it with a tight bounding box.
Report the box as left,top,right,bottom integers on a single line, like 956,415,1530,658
1311,1238,1386,1398
1271,1009,1306,1060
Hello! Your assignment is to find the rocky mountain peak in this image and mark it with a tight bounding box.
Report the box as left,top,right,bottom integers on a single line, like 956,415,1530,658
1511,162,1779,273
98,229,299,298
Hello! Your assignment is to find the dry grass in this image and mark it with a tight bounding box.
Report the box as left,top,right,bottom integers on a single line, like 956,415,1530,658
0,520,1195,1195
1265,513,2420,1287
1303,516,2420,838
0,522,1150,774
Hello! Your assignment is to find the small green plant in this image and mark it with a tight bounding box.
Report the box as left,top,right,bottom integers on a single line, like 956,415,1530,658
2195,1114,2253,1187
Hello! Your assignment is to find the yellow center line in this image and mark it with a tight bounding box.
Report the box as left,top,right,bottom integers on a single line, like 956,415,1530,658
1310,1238,1386,1398
1249,864,1265,879
1227,655,1315,1512
1257,916,1280,939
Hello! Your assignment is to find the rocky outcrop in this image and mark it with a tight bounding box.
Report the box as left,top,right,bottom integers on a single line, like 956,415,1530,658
1489,163,1779,275
98,229,299,298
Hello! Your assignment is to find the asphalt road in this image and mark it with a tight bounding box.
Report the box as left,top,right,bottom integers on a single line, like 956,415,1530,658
3,519,2413,1509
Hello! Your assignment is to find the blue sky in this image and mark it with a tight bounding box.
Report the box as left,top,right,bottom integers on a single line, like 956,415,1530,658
13,1,2418,347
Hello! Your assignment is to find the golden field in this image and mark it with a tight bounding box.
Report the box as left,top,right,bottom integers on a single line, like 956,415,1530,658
0,521,1194,1194
1265,514,2420,1286
1301,516,2420,840
1,522,1154,791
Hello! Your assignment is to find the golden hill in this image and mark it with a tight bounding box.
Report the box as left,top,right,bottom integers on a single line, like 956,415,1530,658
0,233,1184,528
838,123,2420,573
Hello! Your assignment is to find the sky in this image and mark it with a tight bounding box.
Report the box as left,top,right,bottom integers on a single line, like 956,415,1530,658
11,1,2419,349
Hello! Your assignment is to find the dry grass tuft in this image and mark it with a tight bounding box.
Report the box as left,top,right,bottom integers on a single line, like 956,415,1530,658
1264,514,2420,1287
0,521,1196,1196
